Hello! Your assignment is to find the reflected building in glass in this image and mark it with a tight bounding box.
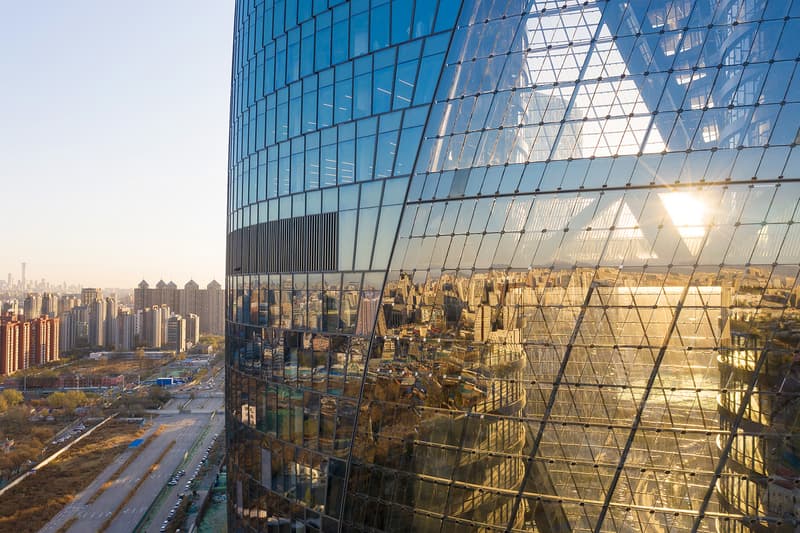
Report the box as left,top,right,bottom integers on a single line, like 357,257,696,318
226,0,800,531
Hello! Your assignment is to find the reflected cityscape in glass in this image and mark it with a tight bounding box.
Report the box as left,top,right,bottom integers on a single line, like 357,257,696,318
226,0,800,531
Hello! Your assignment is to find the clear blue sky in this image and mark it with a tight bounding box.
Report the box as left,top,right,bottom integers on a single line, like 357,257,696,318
0,1,234,288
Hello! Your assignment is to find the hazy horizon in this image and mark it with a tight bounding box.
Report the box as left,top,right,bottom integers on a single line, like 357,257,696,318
0,1,235,288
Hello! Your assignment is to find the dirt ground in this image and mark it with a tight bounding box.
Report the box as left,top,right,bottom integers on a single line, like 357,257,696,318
0,421,143,533
23,355,168,379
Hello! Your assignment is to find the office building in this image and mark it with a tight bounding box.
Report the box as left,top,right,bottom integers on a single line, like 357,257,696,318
226,1,800,531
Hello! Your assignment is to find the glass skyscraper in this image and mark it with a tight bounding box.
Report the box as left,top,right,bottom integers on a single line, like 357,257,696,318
226,1,800,531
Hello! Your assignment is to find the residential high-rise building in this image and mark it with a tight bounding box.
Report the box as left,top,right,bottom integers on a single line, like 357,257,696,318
202,280,224,335
181,280,201,319
17,320,30,371
22,294,40,320
81,287,102,309
59,309,76,353
48,318,60,364
59,295,79,314
186,313,200,346
70,305,90,347
134,279,224,335
134,309,144,342
41,292,58,317
1,300,18,317
118,309,136,351
134,280,151,308
0,316,19,375
144,305,165,348
226,1,800,532
79,287,105,348
166,314,186,353
30,316,58,366
159,304,171,347
105,297,118,349
29,317,48,367
0,310,61,373
89,299,106,348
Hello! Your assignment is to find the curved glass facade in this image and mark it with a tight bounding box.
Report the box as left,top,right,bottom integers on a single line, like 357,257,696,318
226,1,800,531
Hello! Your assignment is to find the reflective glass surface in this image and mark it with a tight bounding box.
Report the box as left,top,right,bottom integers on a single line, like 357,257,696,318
227,1,800,531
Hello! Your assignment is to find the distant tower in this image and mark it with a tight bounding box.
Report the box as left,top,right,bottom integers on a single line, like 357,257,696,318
41,293,58,317
22,294,41,320
186,313,200,345
118,310,135,351
105,297,118,349
166,314,186,353
89,300,106,348
20,262,26,291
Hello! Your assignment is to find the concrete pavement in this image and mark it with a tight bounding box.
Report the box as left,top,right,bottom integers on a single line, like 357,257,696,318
38,393,224,533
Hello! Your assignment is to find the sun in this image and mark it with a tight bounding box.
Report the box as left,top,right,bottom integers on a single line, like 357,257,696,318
659,191,708,239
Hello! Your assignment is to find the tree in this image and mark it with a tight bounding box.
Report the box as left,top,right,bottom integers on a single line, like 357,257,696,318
30,427,51,441
5,405,29,426
47,391,88,411
147,386,171,408
1,390,23,407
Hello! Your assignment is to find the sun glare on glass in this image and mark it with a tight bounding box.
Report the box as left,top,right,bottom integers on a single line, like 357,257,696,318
659,191,708,239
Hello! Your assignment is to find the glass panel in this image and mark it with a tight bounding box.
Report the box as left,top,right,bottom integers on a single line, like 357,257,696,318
227,3,800,531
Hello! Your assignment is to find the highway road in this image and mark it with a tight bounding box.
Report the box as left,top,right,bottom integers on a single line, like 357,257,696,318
40,420,160,533
142,400,224,533
39,378,224,533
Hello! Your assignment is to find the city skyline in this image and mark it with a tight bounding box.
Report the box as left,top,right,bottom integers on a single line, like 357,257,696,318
0,279,224,371
0,263,223,293
0,0,234,287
